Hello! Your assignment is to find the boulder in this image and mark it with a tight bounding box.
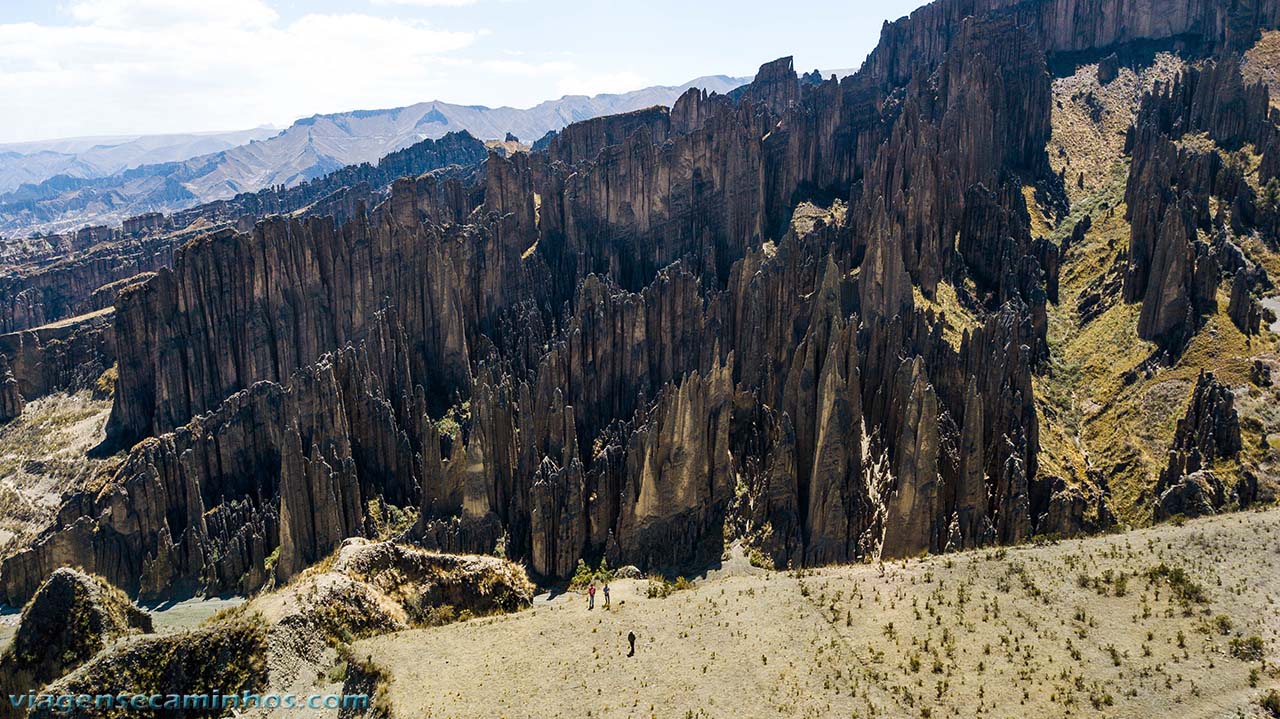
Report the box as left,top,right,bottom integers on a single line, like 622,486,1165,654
1155,470,1225,520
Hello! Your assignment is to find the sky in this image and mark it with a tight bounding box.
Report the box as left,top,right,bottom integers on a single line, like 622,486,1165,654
0,0,931,144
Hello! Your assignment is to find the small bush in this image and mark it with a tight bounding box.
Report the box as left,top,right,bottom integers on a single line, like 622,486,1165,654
1146,563,1207,608
645,575,695,598
93,365,118,398
569,560,593,591
1230,635,1266,662
1213,614,1233,636
1113,573,1128,597
748,548,774,570
1260,688,1280,718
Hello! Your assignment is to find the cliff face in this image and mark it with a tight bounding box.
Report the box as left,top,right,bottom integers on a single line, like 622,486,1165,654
1123,55,1280,353
0,309,115,403
3,0,1279,602
0,236,173,334
0,353,22,423
0,132,488,339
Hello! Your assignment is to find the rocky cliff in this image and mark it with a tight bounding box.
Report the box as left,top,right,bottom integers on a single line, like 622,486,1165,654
3,0,1280,602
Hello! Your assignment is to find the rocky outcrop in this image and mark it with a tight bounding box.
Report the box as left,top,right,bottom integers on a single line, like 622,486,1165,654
543,106,672,165
877,357,943,557
29,617,267,719
0,134,488,337
863,0,1277,92
0,568,151,711
1033,475,1114,537
1155,469,1225,520
0,236,173,334
263,539,534,635
1134,198,1219,349
613,360,735,569
0,352,21,422
1155,371,1242,518
0,308,115,402
1228,265,1265,335
5,0,1279,601
1124,56,1280,351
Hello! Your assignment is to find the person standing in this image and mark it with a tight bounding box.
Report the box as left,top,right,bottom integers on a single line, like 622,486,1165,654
587,581,596,610
603,583,611,609
627,631,636,657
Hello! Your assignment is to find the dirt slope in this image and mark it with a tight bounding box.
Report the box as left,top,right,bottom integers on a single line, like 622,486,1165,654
356,509,1280,719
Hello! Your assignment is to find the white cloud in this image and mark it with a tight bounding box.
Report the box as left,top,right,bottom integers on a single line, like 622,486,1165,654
0,0,482,141
556,71,649,98
370,0,479,5
68,0,279,28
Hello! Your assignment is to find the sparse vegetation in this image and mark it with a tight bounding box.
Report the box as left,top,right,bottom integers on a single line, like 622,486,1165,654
1230,635,1266,662
350,509,1280,718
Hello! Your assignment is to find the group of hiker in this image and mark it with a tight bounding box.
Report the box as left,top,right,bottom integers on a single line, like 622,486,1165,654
584,581,636,656
586,580,610,609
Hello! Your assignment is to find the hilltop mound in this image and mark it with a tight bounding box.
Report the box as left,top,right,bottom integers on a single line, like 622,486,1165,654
0,568,151,711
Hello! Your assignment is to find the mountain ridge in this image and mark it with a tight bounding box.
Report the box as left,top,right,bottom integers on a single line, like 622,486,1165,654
0,75,750,237
0,127,280,196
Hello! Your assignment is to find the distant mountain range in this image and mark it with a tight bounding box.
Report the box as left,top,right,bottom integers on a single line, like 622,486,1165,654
0,127,280,195
0,75,750,236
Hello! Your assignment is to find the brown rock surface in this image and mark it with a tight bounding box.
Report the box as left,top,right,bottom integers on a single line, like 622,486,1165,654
4,0,1280,602
0,352,21,422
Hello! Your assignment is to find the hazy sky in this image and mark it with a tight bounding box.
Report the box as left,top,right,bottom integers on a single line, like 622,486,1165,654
0,0,930,144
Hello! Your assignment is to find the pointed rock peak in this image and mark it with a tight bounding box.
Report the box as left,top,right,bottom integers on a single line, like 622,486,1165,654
741,56,800,114
859,203,914,324
753,56,796,83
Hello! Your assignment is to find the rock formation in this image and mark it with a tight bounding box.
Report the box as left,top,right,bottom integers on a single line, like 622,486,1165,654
1155,371,1243,518
0,309,115,402
1124,55,1280,352
3,0,1280,602
29,617,267,719
0,352,22,422
0,132,488,338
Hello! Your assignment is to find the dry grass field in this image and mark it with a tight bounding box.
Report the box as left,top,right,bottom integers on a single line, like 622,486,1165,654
350,508,1280,719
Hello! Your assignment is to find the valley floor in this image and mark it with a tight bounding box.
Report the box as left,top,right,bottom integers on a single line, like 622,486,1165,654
355,509,1280,719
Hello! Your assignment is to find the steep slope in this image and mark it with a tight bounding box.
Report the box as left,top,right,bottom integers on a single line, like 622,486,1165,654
0,568,151,715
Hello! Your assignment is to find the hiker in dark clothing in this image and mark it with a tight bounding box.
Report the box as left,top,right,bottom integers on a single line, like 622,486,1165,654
627,631,636,656
587,582,596,610
603,583,611,608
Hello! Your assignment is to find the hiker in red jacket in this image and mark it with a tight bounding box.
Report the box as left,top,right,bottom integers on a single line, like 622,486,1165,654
587,581,596,610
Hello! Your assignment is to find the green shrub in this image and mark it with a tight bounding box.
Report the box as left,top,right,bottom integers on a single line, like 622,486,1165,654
1230,635,1265,662
1213,614,1233,635
1260,688,1280,718
569,560,593,591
